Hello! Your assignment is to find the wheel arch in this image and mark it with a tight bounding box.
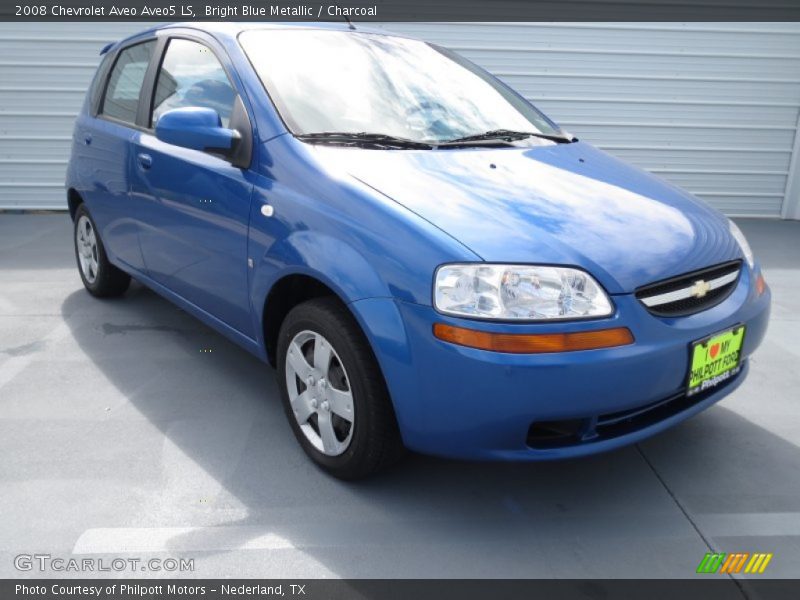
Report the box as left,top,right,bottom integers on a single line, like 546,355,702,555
253,230,395,366
67,188,83,221
261,273,348,367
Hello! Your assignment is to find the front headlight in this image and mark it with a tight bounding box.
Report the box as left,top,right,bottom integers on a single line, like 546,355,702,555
728,220,755,269
434,264,613,320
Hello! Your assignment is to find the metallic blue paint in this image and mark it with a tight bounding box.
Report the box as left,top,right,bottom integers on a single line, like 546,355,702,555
67,22,771,461
155,107,238,152
331,142,740,294
351,270,770,459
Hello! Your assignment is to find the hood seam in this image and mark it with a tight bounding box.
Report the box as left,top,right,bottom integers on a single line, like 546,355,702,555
350,174,485,262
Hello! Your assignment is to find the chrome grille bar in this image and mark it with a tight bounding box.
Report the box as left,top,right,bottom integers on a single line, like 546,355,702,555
639,269,740,308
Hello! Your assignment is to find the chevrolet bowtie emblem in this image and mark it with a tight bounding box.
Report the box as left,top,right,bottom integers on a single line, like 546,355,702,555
690,279,712,298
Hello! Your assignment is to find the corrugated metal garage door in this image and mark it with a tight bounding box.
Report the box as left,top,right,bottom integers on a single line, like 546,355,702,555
1,22,799,217
0,24,149,210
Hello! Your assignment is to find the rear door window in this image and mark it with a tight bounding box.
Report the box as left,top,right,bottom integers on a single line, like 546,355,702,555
151,38,236,128
101,41,156,124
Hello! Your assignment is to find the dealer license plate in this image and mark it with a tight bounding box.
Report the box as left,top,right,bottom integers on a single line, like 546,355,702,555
687,325,745,397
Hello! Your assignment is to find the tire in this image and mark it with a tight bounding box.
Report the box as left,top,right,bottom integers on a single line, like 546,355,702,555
277,297,405,479
73,203,131,298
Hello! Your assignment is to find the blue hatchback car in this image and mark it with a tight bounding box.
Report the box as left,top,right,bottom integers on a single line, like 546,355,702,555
67,22,771,478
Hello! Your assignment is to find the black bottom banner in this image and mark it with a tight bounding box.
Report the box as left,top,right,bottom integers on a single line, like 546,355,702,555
5,579,800,600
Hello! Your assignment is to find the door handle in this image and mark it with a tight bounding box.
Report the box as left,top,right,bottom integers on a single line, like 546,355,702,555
137,153,152,170
84,134,92,145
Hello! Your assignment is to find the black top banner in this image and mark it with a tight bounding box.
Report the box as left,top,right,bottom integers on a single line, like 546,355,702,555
2,0,800,21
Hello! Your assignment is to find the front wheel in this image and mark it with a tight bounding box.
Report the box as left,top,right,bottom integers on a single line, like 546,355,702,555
277,297,405,479
73,204,130,297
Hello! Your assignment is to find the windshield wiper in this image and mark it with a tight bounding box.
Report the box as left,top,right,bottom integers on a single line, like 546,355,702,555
438,129,575,146
295,129,575,150
296,132,433,150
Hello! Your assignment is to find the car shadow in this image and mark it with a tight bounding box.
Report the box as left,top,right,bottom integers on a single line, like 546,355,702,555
60,280,800,579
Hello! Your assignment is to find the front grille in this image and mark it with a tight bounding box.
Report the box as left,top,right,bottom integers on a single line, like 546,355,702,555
635,260,741,317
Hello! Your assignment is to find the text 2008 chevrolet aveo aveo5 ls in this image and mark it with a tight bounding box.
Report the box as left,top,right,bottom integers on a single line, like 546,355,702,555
67,22,771,479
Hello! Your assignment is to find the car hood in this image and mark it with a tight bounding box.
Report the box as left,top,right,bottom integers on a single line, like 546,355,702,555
312,141,740,294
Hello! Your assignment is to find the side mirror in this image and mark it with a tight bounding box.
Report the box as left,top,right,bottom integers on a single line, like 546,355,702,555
155,107,239,154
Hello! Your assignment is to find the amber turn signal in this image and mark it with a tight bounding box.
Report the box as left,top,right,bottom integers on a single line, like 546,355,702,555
756,272,767,296
433,323,634,354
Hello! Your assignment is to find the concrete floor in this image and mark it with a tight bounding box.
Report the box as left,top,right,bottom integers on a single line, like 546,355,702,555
0,214,798,580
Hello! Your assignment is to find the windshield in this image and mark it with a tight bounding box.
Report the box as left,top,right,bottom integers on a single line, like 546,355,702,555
239,29,564,144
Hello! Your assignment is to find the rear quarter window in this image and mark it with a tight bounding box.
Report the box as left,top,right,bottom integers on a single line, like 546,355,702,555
88,52,113,115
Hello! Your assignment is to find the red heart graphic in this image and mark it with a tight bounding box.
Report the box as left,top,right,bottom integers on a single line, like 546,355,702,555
709,343,720,359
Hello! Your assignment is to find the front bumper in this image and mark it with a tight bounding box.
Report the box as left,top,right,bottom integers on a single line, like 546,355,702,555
351,266,771,461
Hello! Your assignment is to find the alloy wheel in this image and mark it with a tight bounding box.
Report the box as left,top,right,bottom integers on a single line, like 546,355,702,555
76,215,99,284
285,330,355,456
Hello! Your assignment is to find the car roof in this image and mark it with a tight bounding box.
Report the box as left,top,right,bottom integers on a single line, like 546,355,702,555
105,21,403,53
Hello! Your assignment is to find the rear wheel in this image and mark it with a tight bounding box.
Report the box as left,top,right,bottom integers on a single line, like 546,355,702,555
277,297,405,479
73,204,130,297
